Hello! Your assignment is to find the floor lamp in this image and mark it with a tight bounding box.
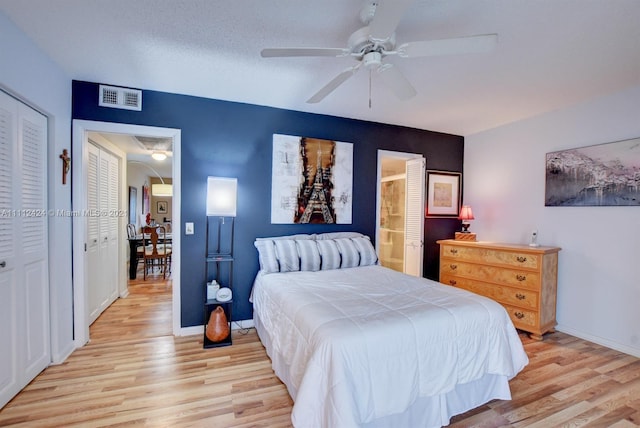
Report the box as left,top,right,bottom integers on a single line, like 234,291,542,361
204,176,237,347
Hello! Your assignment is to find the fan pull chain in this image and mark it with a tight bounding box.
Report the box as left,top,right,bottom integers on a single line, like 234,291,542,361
368,69,372,109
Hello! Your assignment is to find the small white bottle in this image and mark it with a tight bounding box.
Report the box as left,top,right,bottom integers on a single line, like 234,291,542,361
529,230,539,247
207,280,220,300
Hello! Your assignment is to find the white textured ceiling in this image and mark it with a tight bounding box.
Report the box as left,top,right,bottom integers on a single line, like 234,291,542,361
2,0,639,136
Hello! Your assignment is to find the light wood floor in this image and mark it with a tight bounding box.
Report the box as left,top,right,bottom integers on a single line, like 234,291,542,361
1,271,639,427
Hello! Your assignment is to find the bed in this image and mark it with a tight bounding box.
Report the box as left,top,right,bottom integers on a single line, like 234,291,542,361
251,233,528,428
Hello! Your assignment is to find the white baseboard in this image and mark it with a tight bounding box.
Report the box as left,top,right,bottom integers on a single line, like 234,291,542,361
178,325,202,337
50,341,77,365
556,324,640,358
232,319,255,330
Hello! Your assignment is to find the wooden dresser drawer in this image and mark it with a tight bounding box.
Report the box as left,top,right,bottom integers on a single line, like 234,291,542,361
441,274,539,310
502,304,538,328
440,261,541,290
440,243,541,270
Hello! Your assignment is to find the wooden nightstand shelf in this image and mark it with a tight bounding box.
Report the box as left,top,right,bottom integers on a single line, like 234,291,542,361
437,239,561,340
204,219,234,349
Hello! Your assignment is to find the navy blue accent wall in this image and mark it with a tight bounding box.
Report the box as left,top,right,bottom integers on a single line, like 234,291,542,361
72,80,463,326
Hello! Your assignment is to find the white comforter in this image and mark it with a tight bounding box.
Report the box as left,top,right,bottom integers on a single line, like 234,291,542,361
252,265,528,427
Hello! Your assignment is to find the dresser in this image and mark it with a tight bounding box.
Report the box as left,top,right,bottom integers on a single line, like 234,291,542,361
437,240,561,340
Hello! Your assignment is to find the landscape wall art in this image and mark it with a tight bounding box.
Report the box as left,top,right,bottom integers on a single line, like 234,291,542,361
545,137,640,206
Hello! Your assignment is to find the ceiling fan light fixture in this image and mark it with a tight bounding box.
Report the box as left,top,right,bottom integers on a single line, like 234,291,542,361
363,51,382,69
151,151,167,161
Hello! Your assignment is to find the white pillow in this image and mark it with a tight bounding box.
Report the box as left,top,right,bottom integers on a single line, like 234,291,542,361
316,239,341,270
352,236,378,266
254,240,279,273
274,239,300,272
334,238,360,268
315,232,365,240
296,240,321,271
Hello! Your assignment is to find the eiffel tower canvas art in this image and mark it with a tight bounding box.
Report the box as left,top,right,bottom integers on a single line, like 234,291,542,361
271,134,353,224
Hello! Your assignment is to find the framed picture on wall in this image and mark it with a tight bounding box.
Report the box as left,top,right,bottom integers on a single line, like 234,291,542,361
545,136,640,206
157,201,168,214
426,170,461,217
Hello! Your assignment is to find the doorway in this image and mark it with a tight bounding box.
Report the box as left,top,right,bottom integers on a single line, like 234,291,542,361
376,150,425,277
72,120,181,348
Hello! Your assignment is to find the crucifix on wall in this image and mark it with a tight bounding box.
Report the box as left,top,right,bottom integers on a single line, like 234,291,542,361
60,149,70,185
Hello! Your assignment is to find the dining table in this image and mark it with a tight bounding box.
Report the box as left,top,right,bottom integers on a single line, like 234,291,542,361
128,232,172,279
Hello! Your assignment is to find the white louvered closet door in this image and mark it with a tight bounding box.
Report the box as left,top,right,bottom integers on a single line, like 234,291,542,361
87,142,119,325
0,90,50,409
104,149,119,309
403,157,425,277
86,142,101,323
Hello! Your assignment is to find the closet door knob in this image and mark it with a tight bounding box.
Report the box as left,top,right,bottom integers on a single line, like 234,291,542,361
0,261,6,268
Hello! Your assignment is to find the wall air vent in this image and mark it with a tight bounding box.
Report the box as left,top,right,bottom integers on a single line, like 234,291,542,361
99,84,142,111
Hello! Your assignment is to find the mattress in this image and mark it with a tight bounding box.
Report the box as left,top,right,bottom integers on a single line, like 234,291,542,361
251,264,528,427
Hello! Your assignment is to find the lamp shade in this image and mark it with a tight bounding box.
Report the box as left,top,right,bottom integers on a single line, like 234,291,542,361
151,183,173,197
207,176,237,217
458,205,474,221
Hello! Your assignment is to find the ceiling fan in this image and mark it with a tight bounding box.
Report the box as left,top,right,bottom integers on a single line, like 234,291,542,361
261,0,497,104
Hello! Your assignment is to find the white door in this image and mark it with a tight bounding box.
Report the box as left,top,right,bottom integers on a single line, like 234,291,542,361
376,150,424,276
86,143,101,322
0,90,50,409
87,142,119,325
404,157,425,277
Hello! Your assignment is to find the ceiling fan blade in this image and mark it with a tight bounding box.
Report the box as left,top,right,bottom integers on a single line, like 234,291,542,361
377,64,416,100
368,0,415,41
307,65,361,104
261,48,349,58
398,34,498,58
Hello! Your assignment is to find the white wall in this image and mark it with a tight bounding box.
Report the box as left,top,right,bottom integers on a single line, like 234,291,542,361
0,11,74,363
465,84,640,357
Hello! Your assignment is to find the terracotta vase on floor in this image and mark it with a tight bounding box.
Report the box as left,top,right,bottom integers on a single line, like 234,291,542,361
206,306,230,342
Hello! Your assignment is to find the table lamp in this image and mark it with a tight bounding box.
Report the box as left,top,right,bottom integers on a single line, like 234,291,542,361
455,205,476,241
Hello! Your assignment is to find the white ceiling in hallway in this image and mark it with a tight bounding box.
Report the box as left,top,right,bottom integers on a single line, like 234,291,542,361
93,132,173,177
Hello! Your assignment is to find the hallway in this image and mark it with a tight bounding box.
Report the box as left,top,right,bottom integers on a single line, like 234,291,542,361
89,273,173,344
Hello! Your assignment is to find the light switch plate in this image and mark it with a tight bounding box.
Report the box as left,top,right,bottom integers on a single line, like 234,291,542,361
185,222,194,235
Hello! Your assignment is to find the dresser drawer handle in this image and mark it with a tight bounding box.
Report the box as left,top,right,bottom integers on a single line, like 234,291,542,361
514,311,525,319
515,293,526,300
449,264,458,270
449,248,458,255
516,256,527,263
449,279,457,286
516,274,527,281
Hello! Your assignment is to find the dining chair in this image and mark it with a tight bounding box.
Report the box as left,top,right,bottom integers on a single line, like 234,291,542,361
142,225,172,279
126,223,136,239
